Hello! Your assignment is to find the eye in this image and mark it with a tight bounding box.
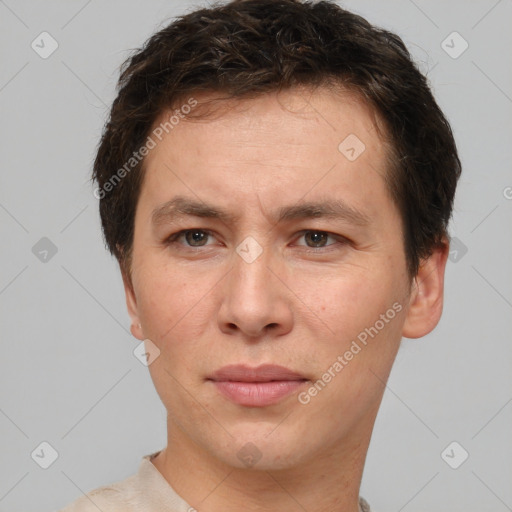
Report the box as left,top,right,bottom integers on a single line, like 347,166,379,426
164,229,348,252
165,229,216,247
295,230,346,249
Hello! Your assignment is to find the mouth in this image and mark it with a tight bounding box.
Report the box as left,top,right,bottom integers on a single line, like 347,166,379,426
207,364,309,407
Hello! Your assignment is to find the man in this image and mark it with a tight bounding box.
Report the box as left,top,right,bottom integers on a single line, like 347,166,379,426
61,0,461,510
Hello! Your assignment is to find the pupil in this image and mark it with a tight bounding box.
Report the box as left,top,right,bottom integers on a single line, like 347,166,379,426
187,230,207,246
306,231,327,247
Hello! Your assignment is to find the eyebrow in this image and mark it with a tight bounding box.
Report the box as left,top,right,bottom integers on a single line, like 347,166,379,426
151,195,371,227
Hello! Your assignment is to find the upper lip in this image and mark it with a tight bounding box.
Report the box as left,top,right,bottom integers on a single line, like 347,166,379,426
208,364,306,382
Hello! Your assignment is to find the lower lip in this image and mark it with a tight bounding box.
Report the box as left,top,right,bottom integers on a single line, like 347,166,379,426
211,380,307,407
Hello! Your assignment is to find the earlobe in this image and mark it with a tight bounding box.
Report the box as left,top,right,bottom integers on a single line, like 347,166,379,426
402,240,449,339
130,322,143,339
121,268,144,340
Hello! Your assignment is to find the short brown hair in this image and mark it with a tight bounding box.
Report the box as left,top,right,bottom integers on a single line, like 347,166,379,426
92,0,461,278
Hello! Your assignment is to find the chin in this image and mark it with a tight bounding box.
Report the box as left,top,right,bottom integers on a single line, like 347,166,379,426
208,426,316,472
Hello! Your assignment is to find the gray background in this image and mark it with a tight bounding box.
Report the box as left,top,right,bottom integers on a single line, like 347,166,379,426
1,1,511,511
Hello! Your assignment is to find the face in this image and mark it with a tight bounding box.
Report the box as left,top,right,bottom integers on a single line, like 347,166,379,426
123,87,444,471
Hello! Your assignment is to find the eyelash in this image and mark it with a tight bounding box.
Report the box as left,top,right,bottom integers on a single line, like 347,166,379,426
163,229,349,253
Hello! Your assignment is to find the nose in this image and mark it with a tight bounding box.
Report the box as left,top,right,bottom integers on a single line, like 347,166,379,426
217,246,294,339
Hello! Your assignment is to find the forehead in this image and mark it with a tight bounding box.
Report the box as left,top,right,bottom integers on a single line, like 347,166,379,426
152,85,385,144
138,86,395,224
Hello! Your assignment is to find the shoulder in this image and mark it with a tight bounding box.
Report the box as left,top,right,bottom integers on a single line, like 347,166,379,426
58,473,141,512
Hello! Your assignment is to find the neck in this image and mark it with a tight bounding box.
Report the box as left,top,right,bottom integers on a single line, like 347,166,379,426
152,415,375,512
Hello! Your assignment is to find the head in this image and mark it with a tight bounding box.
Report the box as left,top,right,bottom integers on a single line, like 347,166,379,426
92,0,460,471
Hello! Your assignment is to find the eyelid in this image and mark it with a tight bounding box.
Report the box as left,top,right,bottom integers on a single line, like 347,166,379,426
164,228,218,246
164,228,350,251
292,229,343,248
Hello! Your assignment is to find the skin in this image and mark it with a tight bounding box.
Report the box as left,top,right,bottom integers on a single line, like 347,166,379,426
122,86,449,512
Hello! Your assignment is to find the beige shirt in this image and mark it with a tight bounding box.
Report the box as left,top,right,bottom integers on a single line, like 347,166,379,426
59,451,372,512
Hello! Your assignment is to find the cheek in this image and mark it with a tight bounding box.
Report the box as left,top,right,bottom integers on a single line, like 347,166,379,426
294,266,397,339
134,259,213,344
297,273,405,429
135,264,214,408
293,264,406,398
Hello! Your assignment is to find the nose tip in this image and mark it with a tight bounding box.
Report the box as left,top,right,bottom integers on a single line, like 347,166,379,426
217,254,293,339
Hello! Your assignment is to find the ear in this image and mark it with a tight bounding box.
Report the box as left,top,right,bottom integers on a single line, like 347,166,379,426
402,239,449,339
121,268,145,340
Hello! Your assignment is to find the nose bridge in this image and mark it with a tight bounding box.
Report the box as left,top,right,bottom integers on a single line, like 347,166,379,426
231,238,275,309
217,237,293,337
